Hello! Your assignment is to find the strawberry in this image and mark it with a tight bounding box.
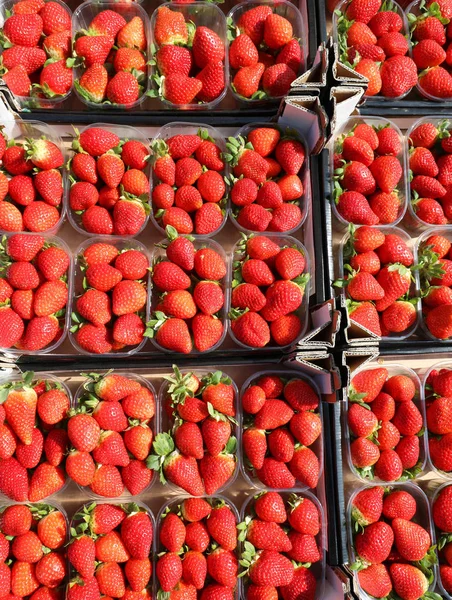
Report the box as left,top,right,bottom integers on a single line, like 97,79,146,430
336,191,379,225
106,71,141,107
181,498,212,523
350,437,380,471
245,549,294,587
256,457,295,489
389,564,429,600
74,35,114,67
380,56,418,97
358,564,392,599
243,427,267,470
67,576,100,600
348,403,378,438
0,307,24,347
43,30,71,60
420,65,452,98
288,446,320,488
206,547,238,587
254,492,287,523
262,63,297,97
192,26,224,69
75,127,120,157
355,520,394,565
352,486,384,527
38,59,72,98
154,6,188,45
29,462,65,501
205,502,236,550
392,400,423,435
199,449,236,494
383,490,417,521
267,428,294,462
377,127,402,156
117,16,146,51
121,511,153,559
158,73,202,105
374,448,403,481
3,13,43,46
149,432,205,495
232,62,265,98
155,45,192,77
229,34,259,70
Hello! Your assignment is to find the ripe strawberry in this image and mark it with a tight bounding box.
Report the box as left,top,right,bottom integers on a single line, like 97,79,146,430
23,201,60,232
254,457,295,489
233,62,265,98
356,59,383,96
374,448,404,481
389,564,429,600
358,564,393,599
154,6,188,45
244,519,292,552
420,65,452,98
29,462,65,501
336,191,378,225
355,520,394,565
380,56,418,97
262,63,296,97
267,428,294,462
347,403,378,438
121,511,153,559
245,549,294,587
206,547,238,587
392,400,423,435
243,427,267,470
351,486,384,528
383,490,417,521
350,437,380,471
38,59,72,98
44,29,71,60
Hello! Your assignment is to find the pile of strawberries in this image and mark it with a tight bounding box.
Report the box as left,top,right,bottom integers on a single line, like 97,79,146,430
242,373,321,489
151,6,225,106
231,235,309,348
69,126,150,236
228,5,302,99
71,241,149,355
0,372,70,502
147,233,226,353
0,502,68,598
0,131,65,233
67,502,153,599
0,233,70,352
333,121,405,225
335,0,417,98
0,0,72,102
409,120,452,225
348,367,425,482
73,9,147,108
151,129,226,236
226,126,305,233
157,497,238,599
350,485,439,600
425,366,452,471
66,372,155,497
149,366,237,496
433,484,452,595
418,232,452,340
239,491,322,600
408,0,452,99
338,226,418,338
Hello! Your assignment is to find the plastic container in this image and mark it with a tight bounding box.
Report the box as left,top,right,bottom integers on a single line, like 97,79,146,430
0,0,73,110
149,2,228,110
228,235,310,351
330,116,409,229
155,494,240,599
338,226,421,341
333,0,413,100
345,363,427,483
68,237,151,357
240,490,326,600
67,123,151,237
416,228,452,342
0,120,68,234
239,369,323,491
406,117,452,229
406,0,450,102
229,122,310,235
72,0,150,109
150,122,229,238
0,373,73,502
150,237,230,355
227,0,306,104
432,482,452,600
423,360,452,478
158,369,239,495
72,373,158,499
69,499,155,593
347,482,437,600
0,232,73,357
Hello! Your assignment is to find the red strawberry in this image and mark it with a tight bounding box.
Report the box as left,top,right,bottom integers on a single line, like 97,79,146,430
351,486,384,527
256,458,295,489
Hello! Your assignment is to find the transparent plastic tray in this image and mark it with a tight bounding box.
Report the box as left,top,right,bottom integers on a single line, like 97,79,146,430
71,372,158,499
229,235,310,351
239,369,324,491
229,122,310,235
150,121,229,238
67,122,151,237
344,363,427,484
72,0,150,109
330,116,409,229
150,237,230,355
